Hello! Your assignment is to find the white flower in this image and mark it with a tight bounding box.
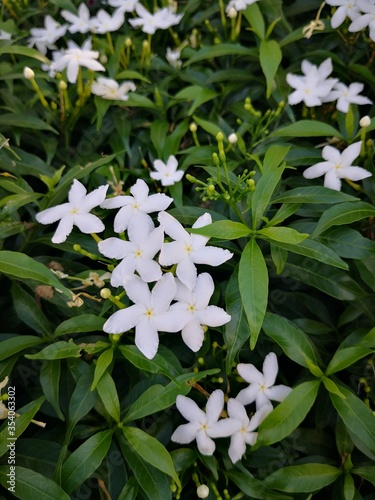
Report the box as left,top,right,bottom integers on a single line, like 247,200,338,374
227,399,272,463
226,0,259,15
101,178,173,234
0,30,12,40
36,179,108,244
91,77,136,101
103,273,187,359
171,390,241,455
360,115,371,127
349,0,375,40
90,8,125,34
129,4,183,34
326,82,372,113
28,15,67,55
150,155,184,186
236,353,292,410
107,0,139,11
303,141,372,191
61,3,94,34
158,211,233,291
325,0,361,28
166,47,182,69
286,58,338,107
98,224,164,285
50,38,105,84
170,273,231,352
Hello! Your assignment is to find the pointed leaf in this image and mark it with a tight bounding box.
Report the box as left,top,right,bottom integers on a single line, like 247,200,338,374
259,39,282,98
257,227,308,244
40,360,64,420
252,167,285,228
96,370,120,423
189,220,250,239
25,340,82,360
54,314,106,336
271,120,342,138
91,347,114,390
227,471,292,500
264,464,342,492
326,346,374,375
0,335,45,361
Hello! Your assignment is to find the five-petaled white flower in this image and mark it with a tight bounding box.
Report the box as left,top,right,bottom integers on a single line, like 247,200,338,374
226,399,272,463
91,77,136,101
327,82,372,113
61,3,94,34
236,352,292,410
286,58,338,107
101,179,173,234
171,390,241,455
325,0,361,28
129,4,183,34
50,38,105,84
150,155,184,186
103,273,187,359
90,8,125,34
303,141,372,191
170,273,231,352
98,224,164,286
28,15,67,55
0,30,12,40
36,179,108,244
158,211,233,291
349,0,375,41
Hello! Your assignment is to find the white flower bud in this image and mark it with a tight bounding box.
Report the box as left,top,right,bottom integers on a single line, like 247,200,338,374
23,66,35,80
228,132,238,144
227,7,237,19
197,484,210,498
189,122,197,133
360,115,371,128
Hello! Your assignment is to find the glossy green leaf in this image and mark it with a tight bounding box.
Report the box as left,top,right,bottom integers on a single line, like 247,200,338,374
326,346,374,375
119,345,179,380
174,86,219,116
263,145,291,172
0,192,42,214
11,282,51,337
40,360,64,420
257,227,308,244
265,202,301,227
262,312,320,368
272,186,358,204
96,370,120,423
68,369,96,429
264,464,342,492
352,466,375,486
312,201,375,238
239,239,268,349
330,385,375,454
227,471,292,500
271,120,342,138
54,314,106,336
270,243,288,274
61,429,113,493
0,335,45,361
189,220,250,239
0,466,70,500
0,45,49,62
259,39,282,98
318,227,375,259
322,377,345,398
91,347,114,390
243,2,265,39
0,114,57,133
192,115,223,138
257,380,320,446
25,340,82,360
251,167,285,228
118,476,139,500
185,44,258,65
125,93,158,110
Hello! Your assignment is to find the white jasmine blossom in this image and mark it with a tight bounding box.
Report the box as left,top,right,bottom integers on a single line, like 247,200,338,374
170,273,231,352
226,0,259,15
326,82,372,113
349,0,375,41
98,224,164,285
228,133,238,144
36,180,108,244
28,15,67,55
90,8,125,34
150,155,184,186
227,399,272,463
91,77,136,101
158,211,233,291
166,47,182,69
61,3,94,34
303,141,372,191
171,390,241,455
236,352,292,410
103,273,188,359
129,4,183,34
101,178,173,234
325,0,361,28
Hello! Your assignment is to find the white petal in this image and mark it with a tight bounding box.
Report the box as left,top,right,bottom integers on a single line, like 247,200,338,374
110,259,136,287
135,317,159,359
68,179,87,204
237,363,264,384
181,319,205,352
103,304,144,333
208,417,242,438
171,422,200,444
136,258,163,283
228,432,247,463
236,385,260,406
247,404,273,431
205,389,224,425
194,273,214,308
154,309,190,333
52,215,74,243
98,238,133,259
255,391,272,410
303,162,332,179
192,247,233,266
143,226,164,258
141,193,173,213
338,166,372,181
74,213,105,234
265,384,292,403
263,352,278,387
159,241,186,266
176,256,197,291
158,211,190,243
176,395,206,424
324,170,341,191
227,398,249,425
340,141,361,168
36,203,71,224
197,306,231,327
151,272,176,312
80,184,108,212
113,205,133,232
127,215,154,244
331,7,347,28
196,430,216,455
101,195,133,209
125,276,151,306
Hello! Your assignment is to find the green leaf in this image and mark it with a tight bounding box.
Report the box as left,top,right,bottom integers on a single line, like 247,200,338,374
0,45,50,63
0,466,70,500
173,86,219,116
330,384,375,454
257,380,320,446
11,282,51,337
0,335,45,361
263,145,291,171
259,39,282,98
271,120,342,138
0,251,71,298
0,192,42,214
91,347,114,390
96,370,120,422
318,227,375,259
251,167,285,228
54,314,106,336
118,476,139,500
243,2,265,39
262,312,320,368
184,44,258,65
192,115,224,138
25,340,82,360
189,220,250,239
224,266,250,373
227,471,292,500
68,369,96,429
122,427,180,487
40,360,65,420
312,201,375,238
150,120,169,157
119,345,179,380
0,114,58,133
125,93,158,110
272,186,358,204
352,466,375,486
61,429,113,493
239,239,268,349
326,346,374,375
264,464,342,492
322,377,346,398
270,243,288,274
257,227,308,244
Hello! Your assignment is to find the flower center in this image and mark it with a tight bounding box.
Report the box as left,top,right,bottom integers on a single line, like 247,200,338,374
145,309,154,318
184,244,192,253
188,304,196,313
70,208,79,214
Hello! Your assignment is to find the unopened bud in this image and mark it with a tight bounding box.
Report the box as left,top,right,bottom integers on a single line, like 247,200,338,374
23,66,35,80
197,484,210,498
360,115,371,128
189,122,197,132
100,54,108,64
59,80,67,90
125,37,132,47
100,288,112,299
227,7,237,18
228,132,238,144
216,131,224,142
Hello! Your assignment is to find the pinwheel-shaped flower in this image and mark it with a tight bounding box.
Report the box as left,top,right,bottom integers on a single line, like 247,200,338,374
150,155,184,186
327,82,372,113
236,353,292,410
61,3,94,34
36,180,108,244
91,77,136,101
171,390,241,455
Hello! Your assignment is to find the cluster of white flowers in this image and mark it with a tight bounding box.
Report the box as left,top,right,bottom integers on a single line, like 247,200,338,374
36,178,233,359
326,0,375,41
287,57,372,112
171,352,292,463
